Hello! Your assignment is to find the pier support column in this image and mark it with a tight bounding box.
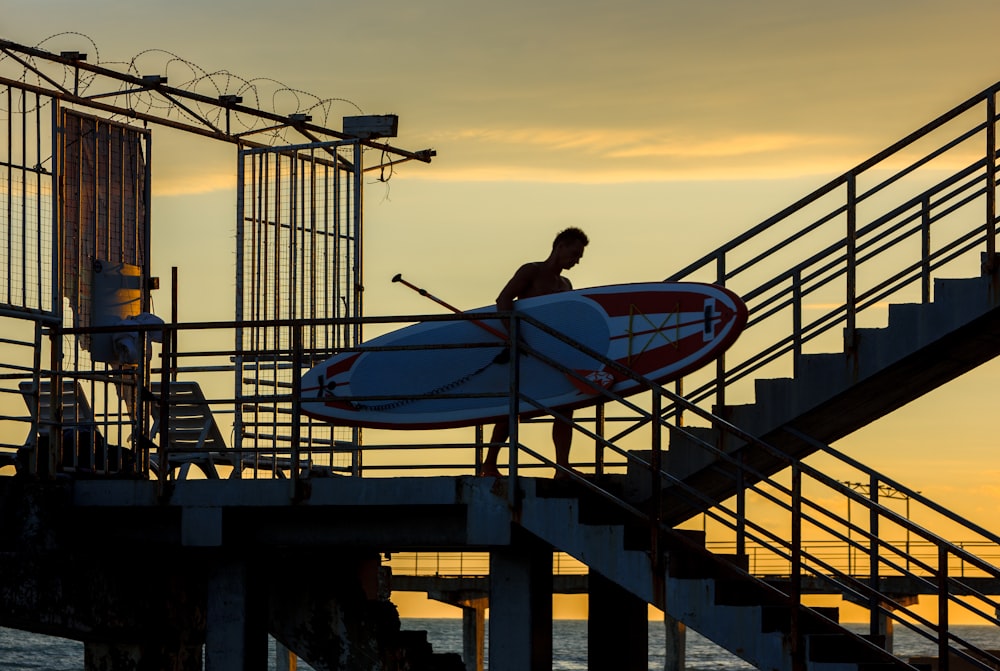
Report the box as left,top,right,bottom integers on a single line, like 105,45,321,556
489,530,553,671
460,598,487,671
205,557,267,671
274,642,297,671
588,570,647,671
874,595,916,653
662,612,686,671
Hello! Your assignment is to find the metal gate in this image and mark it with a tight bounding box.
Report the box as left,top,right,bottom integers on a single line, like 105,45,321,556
235,141,364,474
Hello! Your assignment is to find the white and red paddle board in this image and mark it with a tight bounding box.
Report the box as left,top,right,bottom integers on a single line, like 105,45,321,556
300,282,747,429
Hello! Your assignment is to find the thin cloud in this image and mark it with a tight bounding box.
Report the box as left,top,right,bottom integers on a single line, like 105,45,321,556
153,172,236,197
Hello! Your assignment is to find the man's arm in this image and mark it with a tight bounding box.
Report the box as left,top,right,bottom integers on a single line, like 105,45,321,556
496,263,537,336
496,263,537,310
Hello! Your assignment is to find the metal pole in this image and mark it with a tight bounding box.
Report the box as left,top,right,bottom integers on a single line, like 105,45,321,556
594,403,605,476
792,270,802,377
291,325,302,495
790,465,803,671
650,390,662,563
986,91,997,273
475,424,484,475
868,474,880,639
158,332,171,493
715,252,726,410
51,98,63,320
234,147,245,469
507,316,520,509
353,141,364,476
846,175,858,351
922,196,932,303
938,545,950,671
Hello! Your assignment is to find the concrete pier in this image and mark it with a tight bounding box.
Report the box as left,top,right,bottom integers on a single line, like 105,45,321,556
589,570,648,671
1,475,980,670
205,558,267,671
488,529,553,671
460,599,487,671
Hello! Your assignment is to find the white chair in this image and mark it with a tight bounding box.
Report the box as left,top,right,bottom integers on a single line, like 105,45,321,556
149,381,231,479
149,380,309,479
18,379,130,473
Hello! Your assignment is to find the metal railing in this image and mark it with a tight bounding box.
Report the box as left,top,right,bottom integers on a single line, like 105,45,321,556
493,319,1000,671
3,74,999,671
664,83,999,417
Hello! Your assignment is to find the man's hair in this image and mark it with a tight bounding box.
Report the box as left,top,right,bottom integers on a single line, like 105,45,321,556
552,227,589,249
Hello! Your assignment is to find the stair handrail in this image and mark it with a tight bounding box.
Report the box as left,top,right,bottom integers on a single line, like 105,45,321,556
660,82,1000,420
666,82,999,284
496,309,999,671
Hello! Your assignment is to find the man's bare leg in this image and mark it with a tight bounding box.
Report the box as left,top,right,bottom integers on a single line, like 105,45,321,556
480,420,508,477
553,410,574,480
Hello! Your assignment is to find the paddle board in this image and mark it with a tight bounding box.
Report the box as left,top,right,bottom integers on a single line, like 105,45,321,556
300,282,747,429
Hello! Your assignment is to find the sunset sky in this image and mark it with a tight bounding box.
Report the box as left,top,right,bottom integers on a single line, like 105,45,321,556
5,1,1000,622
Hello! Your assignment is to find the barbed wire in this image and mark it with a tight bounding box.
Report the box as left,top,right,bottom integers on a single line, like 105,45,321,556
0,32,368,148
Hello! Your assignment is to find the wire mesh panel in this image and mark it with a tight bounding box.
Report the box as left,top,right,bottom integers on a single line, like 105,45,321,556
0,84,56,317
236,142,361,475
0,87,151,476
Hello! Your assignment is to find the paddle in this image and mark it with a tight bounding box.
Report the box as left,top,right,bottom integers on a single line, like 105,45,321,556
392,273,508,343
391,273,613,394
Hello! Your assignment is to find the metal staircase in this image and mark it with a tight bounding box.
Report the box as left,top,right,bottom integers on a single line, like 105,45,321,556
650,81,1000,520
496,81,1000,670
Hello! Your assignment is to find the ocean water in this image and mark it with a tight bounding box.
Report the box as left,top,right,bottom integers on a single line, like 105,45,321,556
1,621,997,670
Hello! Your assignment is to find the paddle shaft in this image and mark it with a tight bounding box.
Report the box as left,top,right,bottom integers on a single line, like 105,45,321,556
392,274,509,343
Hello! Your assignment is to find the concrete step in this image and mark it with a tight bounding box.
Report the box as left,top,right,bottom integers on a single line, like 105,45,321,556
667,576,789,669
516,485,657,606
523,484,892,671
933,276,994,319
665,425,720,481
796,352,853,402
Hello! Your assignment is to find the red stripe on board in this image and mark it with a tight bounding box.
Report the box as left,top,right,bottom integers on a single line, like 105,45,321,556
582,289,721,317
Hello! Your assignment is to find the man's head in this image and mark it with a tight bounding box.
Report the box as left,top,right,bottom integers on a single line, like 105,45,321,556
551,227,588,270
552,227,589,250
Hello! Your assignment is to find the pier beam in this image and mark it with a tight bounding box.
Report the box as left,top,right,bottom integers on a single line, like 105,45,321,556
489,530,553,671
588,570,647,671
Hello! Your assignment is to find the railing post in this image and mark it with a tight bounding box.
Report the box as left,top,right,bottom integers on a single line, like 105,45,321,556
674,377,684,427
792,270,802,378
736,453,746,558
715,252,727,411
938,545,950,671
47,326,62,479
158,331,171,493
475,424,484,475
922,196,932,303
986,90,997,275
845,174,858,352
507,315,520,509
790,464,804,671
594,403,605,477
868,474,880,640
650,389,662,563
290,324,302,496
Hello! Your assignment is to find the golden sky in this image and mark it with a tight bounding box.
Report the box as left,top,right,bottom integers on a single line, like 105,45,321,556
5,1,1000,622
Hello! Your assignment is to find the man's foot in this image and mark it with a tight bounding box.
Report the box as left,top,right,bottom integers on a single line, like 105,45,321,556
478,465,502,478
553,466,577,481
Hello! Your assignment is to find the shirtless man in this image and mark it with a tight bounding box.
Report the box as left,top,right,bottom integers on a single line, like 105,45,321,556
480,227,589,479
